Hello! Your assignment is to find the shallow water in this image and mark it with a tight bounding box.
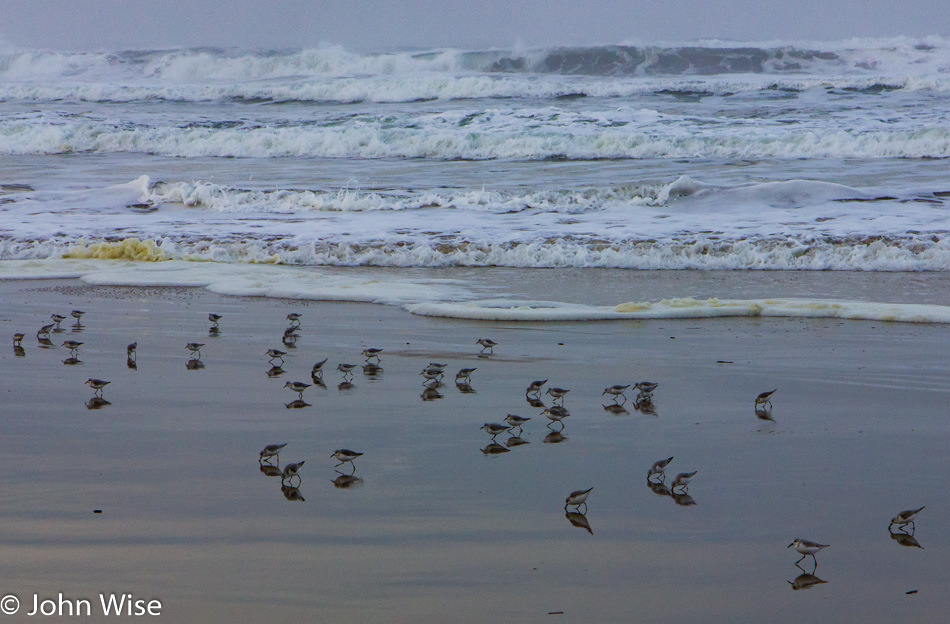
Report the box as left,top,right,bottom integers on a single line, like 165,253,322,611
1,277,947,623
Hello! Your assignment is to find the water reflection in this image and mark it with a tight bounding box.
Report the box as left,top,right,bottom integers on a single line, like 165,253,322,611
421,386,443,401
362,363,383,379
186,359,205,370
63,356,82,366
13,345,25,357
259,464,283,478
525,397,546,409
85,397,111,410
127,357,137,370
755,407,775,422
543,430,568,444
647,478,673,498
602,403,629,416
481,442,510,455
338,381,355,392
505,435,529,448
672,492,697,507
281,485,305,501
285,399,311,409
889,530,924,549
267,365,286,378
332,472,365,489
788,571,828,591
455,381,476,394
37,336,55,349
565,510,593,535
634,399,658,417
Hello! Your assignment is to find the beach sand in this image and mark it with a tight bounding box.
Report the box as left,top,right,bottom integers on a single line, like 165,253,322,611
1,275,948,623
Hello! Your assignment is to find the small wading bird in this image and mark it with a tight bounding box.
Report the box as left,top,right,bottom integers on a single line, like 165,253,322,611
50,313,66,327
648,456,674,482
602,384,630,401
635,381,659,397
476,338,497,353
61,340,83,352
890,507,925,531
788,539,829,566
266,349,286,364
504,414,531,431
281,461,305,484
546,387,570,403
259,443,287,462
361,348,383,361
671,470,698,493
127,342,137,358
37,323,54,337
337,363,357,378
564,487,594,513
481,423,511,439
284,381,311,399
286,313,301,326
526,379,547,396
208,313,222,327
456,368,476,382
13,333,25,346
186,342,205,358
331,449,363,468
85,378,111,395
71,310,85,320
755,389,777,409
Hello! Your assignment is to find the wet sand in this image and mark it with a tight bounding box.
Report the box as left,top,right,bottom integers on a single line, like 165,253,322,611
1,277,948,623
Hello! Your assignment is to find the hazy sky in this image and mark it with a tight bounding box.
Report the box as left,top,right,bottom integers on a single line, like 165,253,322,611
2,0,948,51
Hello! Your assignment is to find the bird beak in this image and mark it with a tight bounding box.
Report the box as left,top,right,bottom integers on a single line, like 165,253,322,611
787,543,794,548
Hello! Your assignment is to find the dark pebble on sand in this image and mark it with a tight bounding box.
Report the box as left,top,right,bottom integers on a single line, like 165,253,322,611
93,510,102,514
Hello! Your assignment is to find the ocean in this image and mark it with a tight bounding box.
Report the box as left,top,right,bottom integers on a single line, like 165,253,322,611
2,38,949,317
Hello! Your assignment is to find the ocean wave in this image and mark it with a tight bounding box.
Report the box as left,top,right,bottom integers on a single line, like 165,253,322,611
3,37,949,84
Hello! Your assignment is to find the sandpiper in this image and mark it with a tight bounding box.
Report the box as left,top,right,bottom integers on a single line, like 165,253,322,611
635,381,659,397
286,312,301,326
127,342,137,358
37,323,54,337
337,363,357,378
648,456,674,481
890,507,925,530
602,384,630,401
427,362,447,370
266,349,287,364
85,378,111,395
755,389,777,409
362,348,383,361
546,387,570,403
542,406,571,426
62,340,83,352
186,342,205,358
50,313,66,327
788,539,829,566
564,487,594,512
208,313,222,327
259,443,287,461
504,414,531,430
526,379,548,396
331,449,363,467
282,461,305,484
421,368,443,383
311,358,328,376
481,423,511,438
13,333,25,346
71,310,85,320
456,368,476,382
476,338,497,353
282,326,299,341
671,470,698,493
284,381,311,398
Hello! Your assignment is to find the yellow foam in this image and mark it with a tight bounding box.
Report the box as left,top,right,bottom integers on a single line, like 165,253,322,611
62,238,170,262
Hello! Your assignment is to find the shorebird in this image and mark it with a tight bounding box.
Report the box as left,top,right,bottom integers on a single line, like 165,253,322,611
788,539,829,566
71,310,85,320
37,323,54,337
456,368,476,382
286,312,301,326
564,487,594,512
85,378,111,395
476,338,497,353
266,349,287,364
755,389,777,409
602,385,630,401
13,333,25,346
331,449,363,467
504,414,531,431
526,379,547,396
648,456,674,481
481,423,511,438
284,381,311,398
421,368,444,383
61,340,83,352
127,342,137,358
546,387,570,403
890,507,925,530
186,342,205,358
542,406,571,427
311,358,328,376
427,362,447,370
337,363,357,378
281,461,305,484
671,470,698,493
208,313,222,327
50,313,66,327
282,326,298,342
259,443,287,461
361,348,383,361
635,381,659,397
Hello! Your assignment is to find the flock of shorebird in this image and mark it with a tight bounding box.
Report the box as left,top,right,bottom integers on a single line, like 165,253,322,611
12,308,927,573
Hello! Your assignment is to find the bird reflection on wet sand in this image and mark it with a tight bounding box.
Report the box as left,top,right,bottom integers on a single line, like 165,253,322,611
127,357,137,370
63,356,82,366
362,363,383,379
186,359,205,370
755,407,775,422
285,399,311,409
455,381,476,394
565,510,593,535
672,492,697,506
481,442,510,455
86,397,111,410
602,403,629,416
647,478,673,498
267,365,286,378
543,430,568,444
338,381,355,392
37,336,55,349
421,386,443,401
505,435,529,448
13,345,25,357
889,530,924,549
634,399,657,416
281,485,305,501
525,396,546,409
332,472,365,489
259,464,283,478
788,571,828,591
